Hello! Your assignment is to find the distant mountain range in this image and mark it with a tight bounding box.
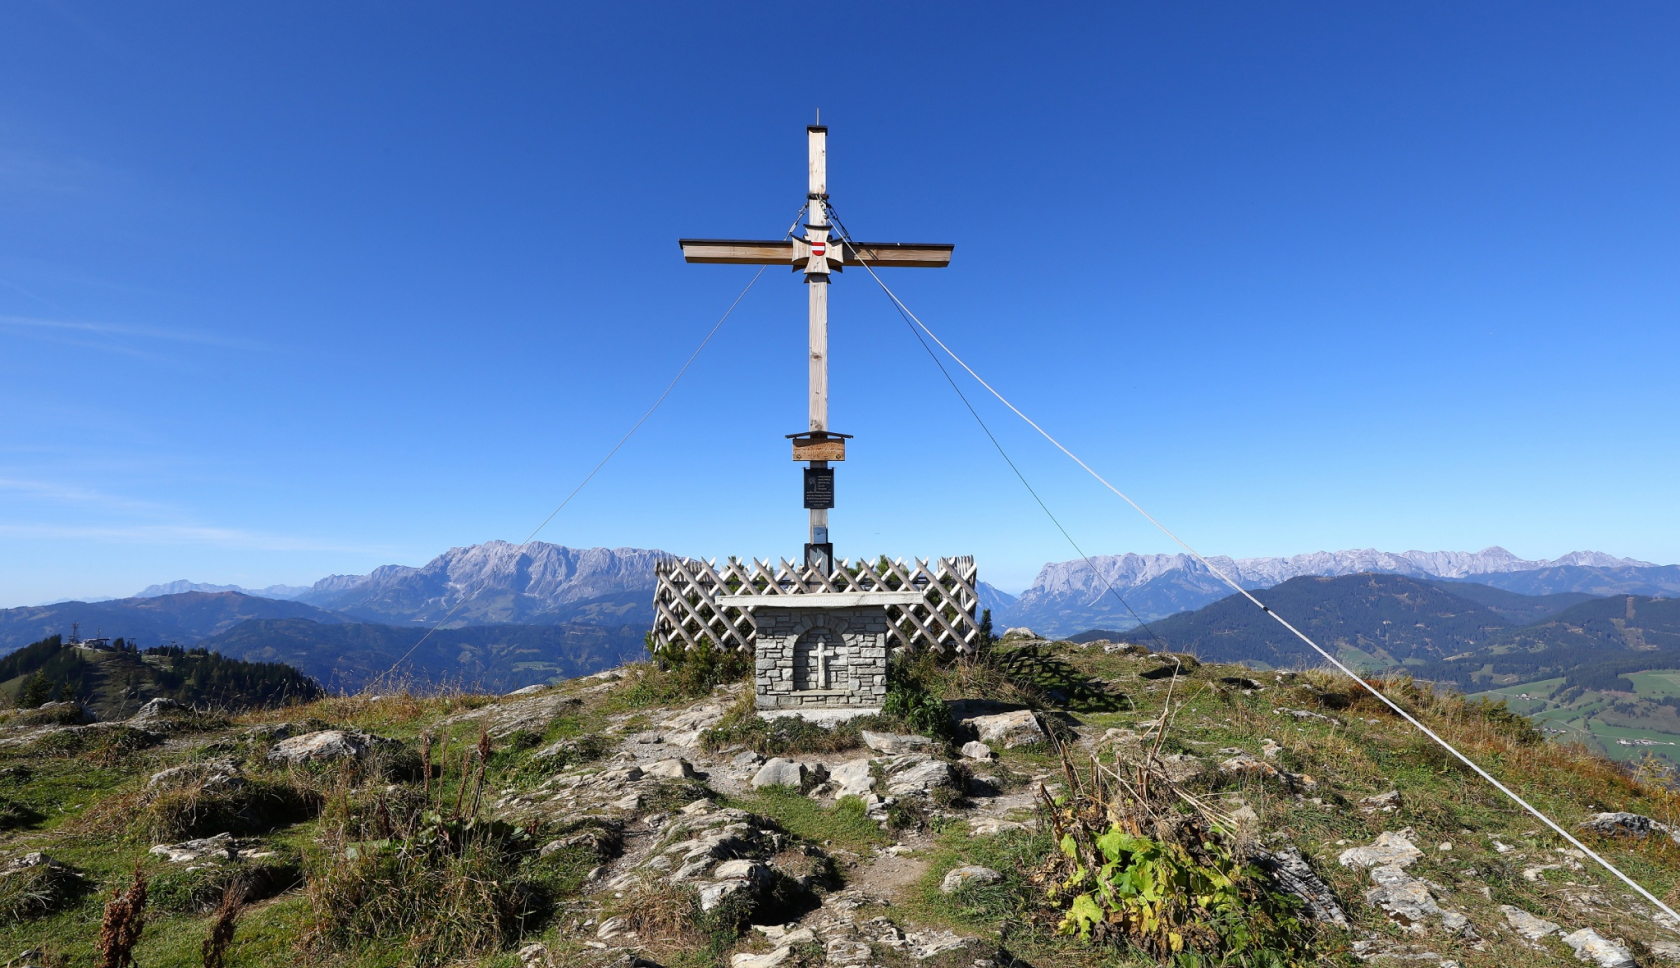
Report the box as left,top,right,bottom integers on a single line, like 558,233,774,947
995,547,1680,637
135,579,313,600
128,543,1673,641
293,540,667,626
134,541,669,627
9,541,1674,692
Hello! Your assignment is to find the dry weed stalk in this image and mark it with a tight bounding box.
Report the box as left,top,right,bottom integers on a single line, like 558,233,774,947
201,883,245,968
97,862,148,968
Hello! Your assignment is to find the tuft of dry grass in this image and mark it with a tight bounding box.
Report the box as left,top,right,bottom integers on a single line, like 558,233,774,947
0,857,86,922
134,775,317,843
300,729,544,966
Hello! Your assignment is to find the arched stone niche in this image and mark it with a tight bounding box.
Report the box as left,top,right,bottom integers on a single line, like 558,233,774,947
753,604,889,719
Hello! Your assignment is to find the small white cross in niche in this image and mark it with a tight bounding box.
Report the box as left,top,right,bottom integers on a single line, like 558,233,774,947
811,637,836,689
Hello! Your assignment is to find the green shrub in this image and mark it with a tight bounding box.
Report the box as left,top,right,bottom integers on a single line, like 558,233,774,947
882,661,953,742
1039,747,1318,966
1050,823,1310,963
614,636,752,708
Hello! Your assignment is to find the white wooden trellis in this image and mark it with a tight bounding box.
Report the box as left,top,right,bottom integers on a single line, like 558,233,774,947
652,556,981,656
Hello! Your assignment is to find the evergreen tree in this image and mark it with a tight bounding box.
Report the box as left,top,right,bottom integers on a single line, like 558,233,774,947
20,672,52,709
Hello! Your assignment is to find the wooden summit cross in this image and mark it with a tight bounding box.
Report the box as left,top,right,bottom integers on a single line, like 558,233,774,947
653,122,980,712
680,122,953,573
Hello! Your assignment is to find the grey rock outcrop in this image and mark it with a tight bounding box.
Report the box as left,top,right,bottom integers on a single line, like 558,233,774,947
1338,831,1423,870
829,759,875,799
1220,753,1315,790
1500,905,1560,941
1,852,73,875
1257,847,1346,926
1560,928,1635,968
146,760,242,795
612,799,802,918
130,697,188,721
959,710,1044,749
644,757,698,780
268,729,394,764
148,832,271,864
879,755,957,796
752,758,811,789
939,865,1002,894
1364,865,1473,937
1578,811,1679,843
861,731,938,754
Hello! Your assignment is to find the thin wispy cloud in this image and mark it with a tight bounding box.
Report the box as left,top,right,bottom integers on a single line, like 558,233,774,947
0,477,167,514
0,314,263,353
0,477,389,555
0,522,383,555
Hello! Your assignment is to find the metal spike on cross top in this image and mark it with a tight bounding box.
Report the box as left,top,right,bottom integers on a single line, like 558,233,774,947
679,121,954,574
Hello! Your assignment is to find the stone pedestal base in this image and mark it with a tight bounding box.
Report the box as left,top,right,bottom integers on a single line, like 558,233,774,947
757,707,882,727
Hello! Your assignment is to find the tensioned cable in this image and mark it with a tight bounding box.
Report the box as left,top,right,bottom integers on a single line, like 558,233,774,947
376,264,769,683
823,205,1168,650
844,237,1680,925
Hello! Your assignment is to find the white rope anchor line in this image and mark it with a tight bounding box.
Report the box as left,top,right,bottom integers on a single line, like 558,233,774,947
378,264,769,682
851,256,1680,926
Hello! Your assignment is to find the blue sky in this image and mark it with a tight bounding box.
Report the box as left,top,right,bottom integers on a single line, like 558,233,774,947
1,2,1676,605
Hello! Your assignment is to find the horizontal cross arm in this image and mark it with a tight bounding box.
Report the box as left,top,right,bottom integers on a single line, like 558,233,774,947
679,239,795,265
841,242,954,268
679,239,954,268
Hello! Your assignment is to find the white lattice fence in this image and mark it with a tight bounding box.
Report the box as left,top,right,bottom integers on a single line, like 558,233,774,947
652,556,981,655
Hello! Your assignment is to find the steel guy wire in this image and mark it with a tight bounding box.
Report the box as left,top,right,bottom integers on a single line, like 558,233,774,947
844,236,1680,926
377,264,769,683
822,201,1169,649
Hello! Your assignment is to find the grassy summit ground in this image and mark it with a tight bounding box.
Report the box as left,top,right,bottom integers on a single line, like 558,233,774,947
0,635,1676,967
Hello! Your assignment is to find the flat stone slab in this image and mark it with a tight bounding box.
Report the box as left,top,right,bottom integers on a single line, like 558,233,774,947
757,707,880,725
861,730,938,753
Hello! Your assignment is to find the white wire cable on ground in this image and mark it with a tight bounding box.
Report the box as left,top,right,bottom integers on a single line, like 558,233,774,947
377,265,769,681
852,255,1680,926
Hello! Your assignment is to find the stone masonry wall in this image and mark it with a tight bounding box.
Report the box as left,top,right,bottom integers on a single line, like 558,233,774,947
754,606,890,711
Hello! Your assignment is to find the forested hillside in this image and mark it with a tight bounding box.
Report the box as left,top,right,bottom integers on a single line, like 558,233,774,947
0,636,320,719
1114,573,1513,669
196,618,647,692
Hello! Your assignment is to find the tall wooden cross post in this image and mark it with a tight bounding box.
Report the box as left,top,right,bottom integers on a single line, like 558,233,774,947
680,124,953,573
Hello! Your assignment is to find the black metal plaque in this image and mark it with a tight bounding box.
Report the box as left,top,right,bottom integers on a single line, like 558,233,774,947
803,468,835,509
